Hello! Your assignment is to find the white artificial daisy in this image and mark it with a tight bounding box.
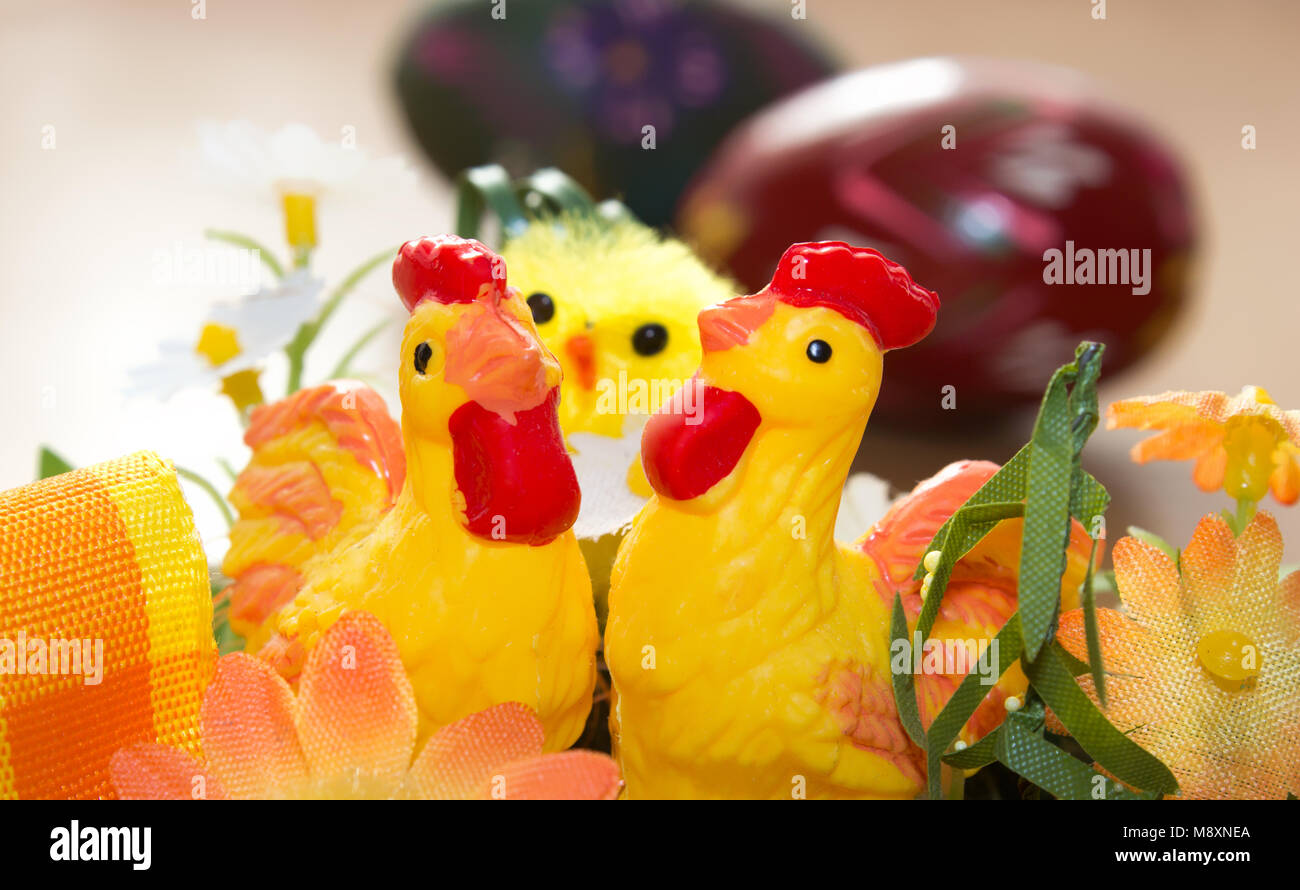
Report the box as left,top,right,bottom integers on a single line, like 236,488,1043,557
198,120,417,202
128,271,323,410
197,120,418,260
834,472,898,544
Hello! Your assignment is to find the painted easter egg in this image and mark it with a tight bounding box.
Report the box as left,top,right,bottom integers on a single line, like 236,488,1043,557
677,57,1197,422
393,0,837,226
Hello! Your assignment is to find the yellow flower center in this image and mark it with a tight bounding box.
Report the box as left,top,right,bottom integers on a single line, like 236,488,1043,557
1196,629,1262,685
281,192,318,250
1222,414,1282,504
195,322,242,367
219,369,265,414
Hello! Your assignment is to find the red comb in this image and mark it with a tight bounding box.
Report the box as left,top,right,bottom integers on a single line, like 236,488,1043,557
766,242,939,350
392,235,506,313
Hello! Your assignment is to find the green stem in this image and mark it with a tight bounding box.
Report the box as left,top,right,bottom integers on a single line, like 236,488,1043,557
176,465,235,528
1230,498,1257,536
284,246,397,394
330,319,391,379
204,229,285,280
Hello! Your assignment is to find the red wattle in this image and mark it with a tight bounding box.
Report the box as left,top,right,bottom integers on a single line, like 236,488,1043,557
641,379,761,501
449,388,580,545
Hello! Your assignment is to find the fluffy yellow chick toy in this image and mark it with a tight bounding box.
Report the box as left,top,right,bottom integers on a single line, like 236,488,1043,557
221,236,598,751
606,242,944,798
502,213,735,542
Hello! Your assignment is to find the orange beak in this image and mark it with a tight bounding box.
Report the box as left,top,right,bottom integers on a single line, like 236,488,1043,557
697,294,775,353
565,334,598,391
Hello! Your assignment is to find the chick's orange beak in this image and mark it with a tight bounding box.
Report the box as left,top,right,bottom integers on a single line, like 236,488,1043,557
565,334,598,391
697,294,775,353
444,301,558,422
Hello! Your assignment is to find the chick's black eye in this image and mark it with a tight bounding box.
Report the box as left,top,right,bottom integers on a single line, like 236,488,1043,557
526,291,555,324
806,339,832,363
414,342,433,375
632,322,669,356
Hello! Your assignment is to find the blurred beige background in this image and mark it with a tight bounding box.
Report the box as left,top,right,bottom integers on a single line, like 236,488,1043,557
1,0,1297,558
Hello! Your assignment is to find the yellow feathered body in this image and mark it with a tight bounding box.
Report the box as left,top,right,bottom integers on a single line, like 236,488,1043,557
606,400,924,799
503,214,734,438
223,239,599,751
271,440,596,750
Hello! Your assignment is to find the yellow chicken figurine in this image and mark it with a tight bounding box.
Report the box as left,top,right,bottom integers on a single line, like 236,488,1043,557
222,235,598,750
501,213,735,541
605,241,945,798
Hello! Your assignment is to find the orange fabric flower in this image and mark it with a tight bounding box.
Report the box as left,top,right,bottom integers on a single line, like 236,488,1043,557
1108,386,1300,505
1057,512,1300,799
860,460,1100,745
110,612,621,800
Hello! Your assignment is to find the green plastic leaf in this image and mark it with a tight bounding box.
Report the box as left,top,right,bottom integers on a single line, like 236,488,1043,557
887,341,1168,799
941,730,1000,770
37,447,74,480
996,709,1148,800
596,199,639,225
514,168,596,218
1018,342,1106,660
1066,341,1103,452
915,501,1024,641
893,501,1024,769
1080,535,1107,706
1069,468,1110,533
889,593,927,749
923,615,1025,798
1018,369,1075,660
455,164,529,241
1055,638,1092,677
927,616,1025,750
1024,642,1178,796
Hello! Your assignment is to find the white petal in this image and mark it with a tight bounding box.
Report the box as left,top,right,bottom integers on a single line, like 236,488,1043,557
834,472,898,544
208,273,324,358
568,416,650,540
197,119,417,199
126,342,226,399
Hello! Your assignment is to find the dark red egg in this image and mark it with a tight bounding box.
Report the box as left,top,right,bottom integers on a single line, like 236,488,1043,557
677,57,1197,423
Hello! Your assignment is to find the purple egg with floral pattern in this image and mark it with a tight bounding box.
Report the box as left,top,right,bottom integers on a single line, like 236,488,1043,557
394,0,837,226
678,57,1197,423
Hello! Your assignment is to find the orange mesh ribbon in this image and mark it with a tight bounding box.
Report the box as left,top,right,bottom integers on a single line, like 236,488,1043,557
0,451,215,799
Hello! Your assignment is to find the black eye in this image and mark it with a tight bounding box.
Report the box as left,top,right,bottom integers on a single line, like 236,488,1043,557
806,339,832,363
414,342,433,375
632,323,669,357
526,291,555,324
